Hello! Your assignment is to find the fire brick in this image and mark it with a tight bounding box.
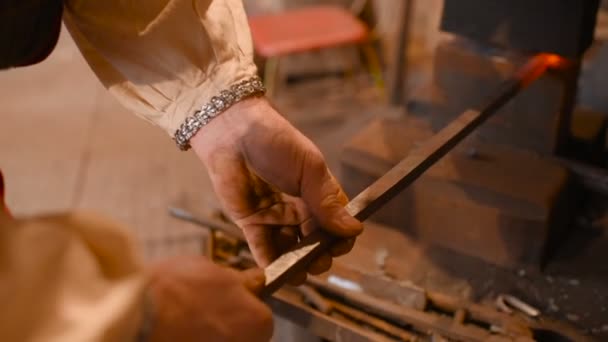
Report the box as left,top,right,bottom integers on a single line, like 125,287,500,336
340,117,578,269
441,0,600,58
424,36,571,155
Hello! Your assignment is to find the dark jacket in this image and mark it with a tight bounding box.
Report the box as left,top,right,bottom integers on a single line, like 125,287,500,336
0,0,63,69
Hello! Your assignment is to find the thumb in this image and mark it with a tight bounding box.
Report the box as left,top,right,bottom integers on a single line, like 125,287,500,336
240,268,266,295
300,155,363,237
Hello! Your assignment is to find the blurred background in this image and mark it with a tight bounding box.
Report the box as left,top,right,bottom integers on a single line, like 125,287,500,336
0,0,444,263
3,1,608,340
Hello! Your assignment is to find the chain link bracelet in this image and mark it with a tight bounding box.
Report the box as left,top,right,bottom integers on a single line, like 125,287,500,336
173,76,266,151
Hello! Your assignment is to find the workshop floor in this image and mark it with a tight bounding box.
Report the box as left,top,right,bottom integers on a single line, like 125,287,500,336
2,29,608,340
1,29,212,261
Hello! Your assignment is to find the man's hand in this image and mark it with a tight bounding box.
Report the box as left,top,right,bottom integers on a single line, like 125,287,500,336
147,256,273,342
190,97,363,284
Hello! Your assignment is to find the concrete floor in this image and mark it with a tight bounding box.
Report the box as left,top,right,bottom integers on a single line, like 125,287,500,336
1,29,217,261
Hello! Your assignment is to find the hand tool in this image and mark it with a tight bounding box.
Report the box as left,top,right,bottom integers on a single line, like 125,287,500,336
260,53,556,298
296,285,333,314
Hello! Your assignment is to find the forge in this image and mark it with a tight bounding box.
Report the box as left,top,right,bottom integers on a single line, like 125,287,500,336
168,1,608,340
341,0,605,269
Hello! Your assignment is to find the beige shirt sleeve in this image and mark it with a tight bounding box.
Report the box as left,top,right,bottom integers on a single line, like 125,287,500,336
62,0,258,137
0,211,146,342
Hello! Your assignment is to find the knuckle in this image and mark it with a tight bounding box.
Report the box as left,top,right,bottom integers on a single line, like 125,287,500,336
303,148,326,173
319,187,342,209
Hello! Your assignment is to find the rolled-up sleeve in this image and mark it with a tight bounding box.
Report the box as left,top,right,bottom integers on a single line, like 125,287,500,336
63,0,258,137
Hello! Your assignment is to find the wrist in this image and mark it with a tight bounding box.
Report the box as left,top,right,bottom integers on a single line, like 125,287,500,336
189,97,271,162
173,76,265,151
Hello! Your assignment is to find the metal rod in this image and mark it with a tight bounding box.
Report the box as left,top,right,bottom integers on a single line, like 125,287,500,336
270,289,395,342
308,276,492,341
328,299,420,341
260,54,553,298
168,206,245,240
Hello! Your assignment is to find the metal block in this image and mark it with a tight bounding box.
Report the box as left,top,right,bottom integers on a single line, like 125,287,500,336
565,107,608,164
427,37,574,155
440,0,600,57
580,41,608,113
340,117,578,269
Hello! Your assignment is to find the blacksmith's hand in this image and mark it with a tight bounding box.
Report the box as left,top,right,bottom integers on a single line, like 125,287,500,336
190,97,363,284
147,256,272,342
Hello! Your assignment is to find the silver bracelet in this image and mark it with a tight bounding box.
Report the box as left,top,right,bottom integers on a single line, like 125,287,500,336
173,76,266,150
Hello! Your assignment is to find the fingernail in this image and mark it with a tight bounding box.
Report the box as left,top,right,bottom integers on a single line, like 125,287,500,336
242,268,266,294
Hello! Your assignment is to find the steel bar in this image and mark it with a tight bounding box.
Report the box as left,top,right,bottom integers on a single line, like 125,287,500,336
168,206,245,239
260,54,553,298
327,299,419,341
297,285,333,314
269,288,396,342
309,276,493,341
296,283,420,341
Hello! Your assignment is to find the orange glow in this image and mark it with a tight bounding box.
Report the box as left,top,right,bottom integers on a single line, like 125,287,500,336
539,53,569,69
518,53,570,87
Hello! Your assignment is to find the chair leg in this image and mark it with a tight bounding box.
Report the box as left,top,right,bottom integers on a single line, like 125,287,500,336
359,42,385,95
264,57,280,98
344,46,358,84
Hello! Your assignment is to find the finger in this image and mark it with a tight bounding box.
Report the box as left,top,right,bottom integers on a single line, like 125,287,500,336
238,123,362,238
300,154,363,238
299,216,318,236
328,237,357,257
202,151,256,219
274,226,299,254
201,153,282,267
240,268,266,295
235,195,309,266
287,271,307,286
243,223,303,266
242,224,278,267
307,253,332,275
299,218,355,263
236,194,308,228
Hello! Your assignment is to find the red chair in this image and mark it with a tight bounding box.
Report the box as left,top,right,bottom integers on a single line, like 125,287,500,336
248,2,383,96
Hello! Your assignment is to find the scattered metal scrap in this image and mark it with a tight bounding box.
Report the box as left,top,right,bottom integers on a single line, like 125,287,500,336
496,294,541,318
170,207,595,341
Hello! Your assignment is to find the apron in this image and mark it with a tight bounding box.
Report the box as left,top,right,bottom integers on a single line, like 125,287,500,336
0,0,63,69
